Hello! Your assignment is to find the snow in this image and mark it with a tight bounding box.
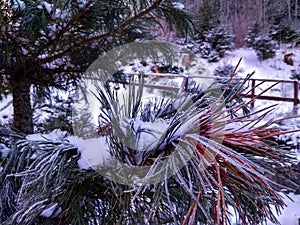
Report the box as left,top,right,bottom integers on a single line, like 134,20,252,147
0,95,13,125
266,193,300,225
210,47,295,80
228,193,300,225
172,2,185,11
12,0,25,11
68,136,112,170
26,130,112,170
30,153,37,160
40,203,62,218
21,47,28,55
42,2,53,15
42,1,63,19
0,143,10,158
77,0,87,7
26,129,69,142
133,118,169,151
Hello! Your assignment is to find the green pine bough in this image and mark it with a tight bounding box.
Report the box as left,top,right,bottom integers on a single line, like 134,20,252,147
0,71,297,225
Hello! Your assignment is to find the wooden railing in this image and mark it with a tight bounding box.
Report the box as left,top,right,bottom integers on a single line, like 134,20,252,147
124,73,300,109
244,78,299,108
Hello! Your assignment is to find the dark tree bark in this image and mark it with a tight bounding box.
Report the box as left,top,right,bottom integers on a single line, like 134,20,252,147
11,76,33,134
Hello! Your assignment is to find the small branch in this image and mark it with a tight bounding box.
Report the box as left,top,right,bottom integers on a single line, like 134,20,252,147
0,100,12,112
121,0,163,27
39,0,163,64
38,33,111,65
35,0,95,58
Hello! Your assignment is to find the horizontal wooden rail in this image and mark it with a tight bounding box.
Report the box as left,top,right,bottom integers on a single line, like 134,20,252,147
125,73,298,83
246,79,299,108
136,73,299,108
242,94,298,103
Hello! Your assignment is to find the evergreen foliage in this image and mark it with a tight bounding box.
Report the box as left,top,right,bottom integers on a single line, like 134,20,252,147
31,86,74,134
187,0,300,48
195,0,220,32
213,64,237,78
0,75,10,101
187,0,234,62
197,26,234,62
31,83,98,138
1,1,300,224
213,62,251,116
245,24,277,60
290,69,300,81
0,0,193,134
252,35,277,61
245,22,262,47
0,73,296,225
269,24,300,43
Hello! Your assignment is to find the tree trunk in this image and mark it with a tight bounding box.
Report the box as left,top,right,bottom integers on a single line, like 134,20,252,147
295,0,298,28
11,76,33,134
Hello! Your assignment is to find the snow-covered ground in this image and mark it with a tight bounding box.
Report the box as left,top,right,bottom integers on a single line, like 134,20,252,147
267,193,300,225
0,95,13,125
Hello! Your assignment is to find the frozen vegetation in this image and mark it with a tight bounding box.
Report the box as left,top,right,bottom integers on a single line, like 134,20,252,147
1,46,300,224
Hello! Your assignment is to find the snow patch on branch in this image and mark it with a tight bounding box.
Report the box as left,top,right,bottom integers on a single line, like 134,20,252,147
12,0,25,11
40,203,62,218
0,144,10,158
172,2,185,11
42,2,62,19
26,129,69,142
68,136,112,170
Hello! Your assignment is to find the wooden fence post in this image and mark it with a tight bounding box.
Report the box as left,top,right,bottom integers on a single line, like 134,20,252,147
184,76,189,92
294,81,299,108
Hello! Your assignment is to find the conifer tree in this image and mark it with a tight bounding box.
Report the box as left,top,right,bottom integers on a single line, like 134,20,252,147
0,0,192,134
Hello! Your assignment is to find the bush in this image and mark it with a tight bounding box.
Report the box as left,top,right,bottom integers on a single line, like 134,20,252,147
245,22,262,47
213,64,236,77
198,26,234,62
245,23,277,61
198,42,220,62
290,69,300,80
206,27,234,57
269,24,300,43
253,35,277,60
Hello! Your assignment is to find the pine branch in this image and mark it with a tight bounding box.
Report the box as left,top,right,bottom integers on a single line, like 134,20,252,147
34,0,95,59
